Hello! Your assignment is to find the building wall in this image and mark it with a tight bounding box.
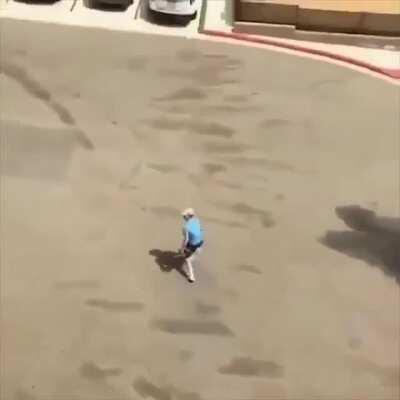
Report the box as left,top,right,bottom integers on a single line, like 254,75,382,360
234,0,400,36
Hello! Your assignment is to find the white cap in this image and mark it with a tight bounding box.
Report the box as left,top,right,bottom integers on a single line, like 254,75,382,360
181,208,195,217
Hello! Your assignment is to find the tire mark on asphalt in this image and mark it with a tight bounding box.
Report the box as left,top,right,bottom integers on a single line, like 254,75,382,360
86,298,145,312
195,301,220,316
233,264,262,275
150,318,234,336
219,357,284,378
0,62,94,150
80,362,122,380
211,201,276,228
133,377,204,400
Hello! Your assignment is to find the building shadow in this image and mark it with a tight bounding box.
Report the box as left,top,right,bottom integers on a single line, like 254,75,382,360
149,249,189,280
320,205,400,284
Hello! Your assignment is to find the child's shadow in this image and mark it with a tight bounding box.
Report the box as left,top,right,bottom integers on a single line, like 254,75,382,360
149,249,188,280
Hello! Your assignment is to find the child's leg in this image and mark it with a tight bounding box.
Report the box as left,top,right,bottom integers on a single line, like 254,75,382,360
185,255,195,282
185,247,202,282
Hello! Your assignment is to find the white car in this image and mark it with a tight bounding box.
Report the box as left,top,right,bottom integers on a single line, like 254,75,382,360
149,0,198,20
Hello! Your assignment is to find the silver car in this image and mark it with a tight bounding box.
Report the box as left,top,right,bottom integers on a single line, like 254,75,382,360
149,0,198,19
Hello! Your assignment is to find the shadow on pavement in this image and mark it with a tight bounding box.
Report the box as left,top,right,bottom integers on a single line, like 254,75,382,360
83,0,132,12
320,205,400,284
149,249,189,280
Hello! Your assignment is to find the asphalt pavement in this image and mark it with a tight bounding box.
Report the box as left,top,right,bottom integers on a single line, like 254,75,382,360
1,19,399,400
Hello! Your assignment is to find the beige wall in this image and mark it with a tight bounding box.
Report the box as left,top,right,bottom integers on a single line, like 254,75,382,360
235,0,400,36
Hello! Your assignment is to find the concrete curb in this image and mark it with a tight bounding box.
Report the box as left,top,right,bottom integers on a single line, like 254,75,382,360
201,28,400,81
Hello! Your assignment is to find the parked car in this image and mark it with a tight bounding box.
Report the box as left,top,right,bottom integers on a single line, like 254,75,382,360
14,0,61,3
86,0,133,9
148,0,198,21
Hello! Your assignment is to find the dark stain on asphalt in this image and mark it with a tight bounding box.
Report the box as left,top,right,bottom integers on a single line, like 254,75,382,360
178,350,194,363
214,179,242,190
234,264,262,274
156,87,206,101
15,389,37,400
309,78,346,91
1,120,77,181
204,53,229,59
133,377,171,400
86,299,144,312
223,288,240,301
1,62,93,150
229,202,275,228
80,362,122,381
173,390,203,400
226,157,296,172
133,378,203,400
74,129,94,150
212,105,241,113
212,104,260,113
275,193,285,202
188,121,235,138
203,163,227,175
85,226,108,241
247,172,269,183
203,216,247,229
157,56,242,87
187,173,204,187
224,94,248,103
147,163,180,173
151,319,234,336
219,357,284,378
350,357,399,387
176,48,200,63
49,100,75,125
195,301,220,316
205,70,238,86
145,117,186,131
221,78,241,85
120,162,142,190
202,142,249,154
1,62,51,101
126,56,148,70
156,104,189,115
261,217,275,228
215,179,243,190
223,58,244,70
150,206,180,219
10,48,27,57
145,117,234,138
259,118,291,129
348,337,362,350
54,280,100,290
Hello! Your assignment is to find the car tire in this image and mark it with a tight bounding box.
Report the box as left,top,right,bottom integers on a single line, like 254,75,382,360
191,10,197,20
147,6,155,21
86,0,96,8
121,0,133,8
